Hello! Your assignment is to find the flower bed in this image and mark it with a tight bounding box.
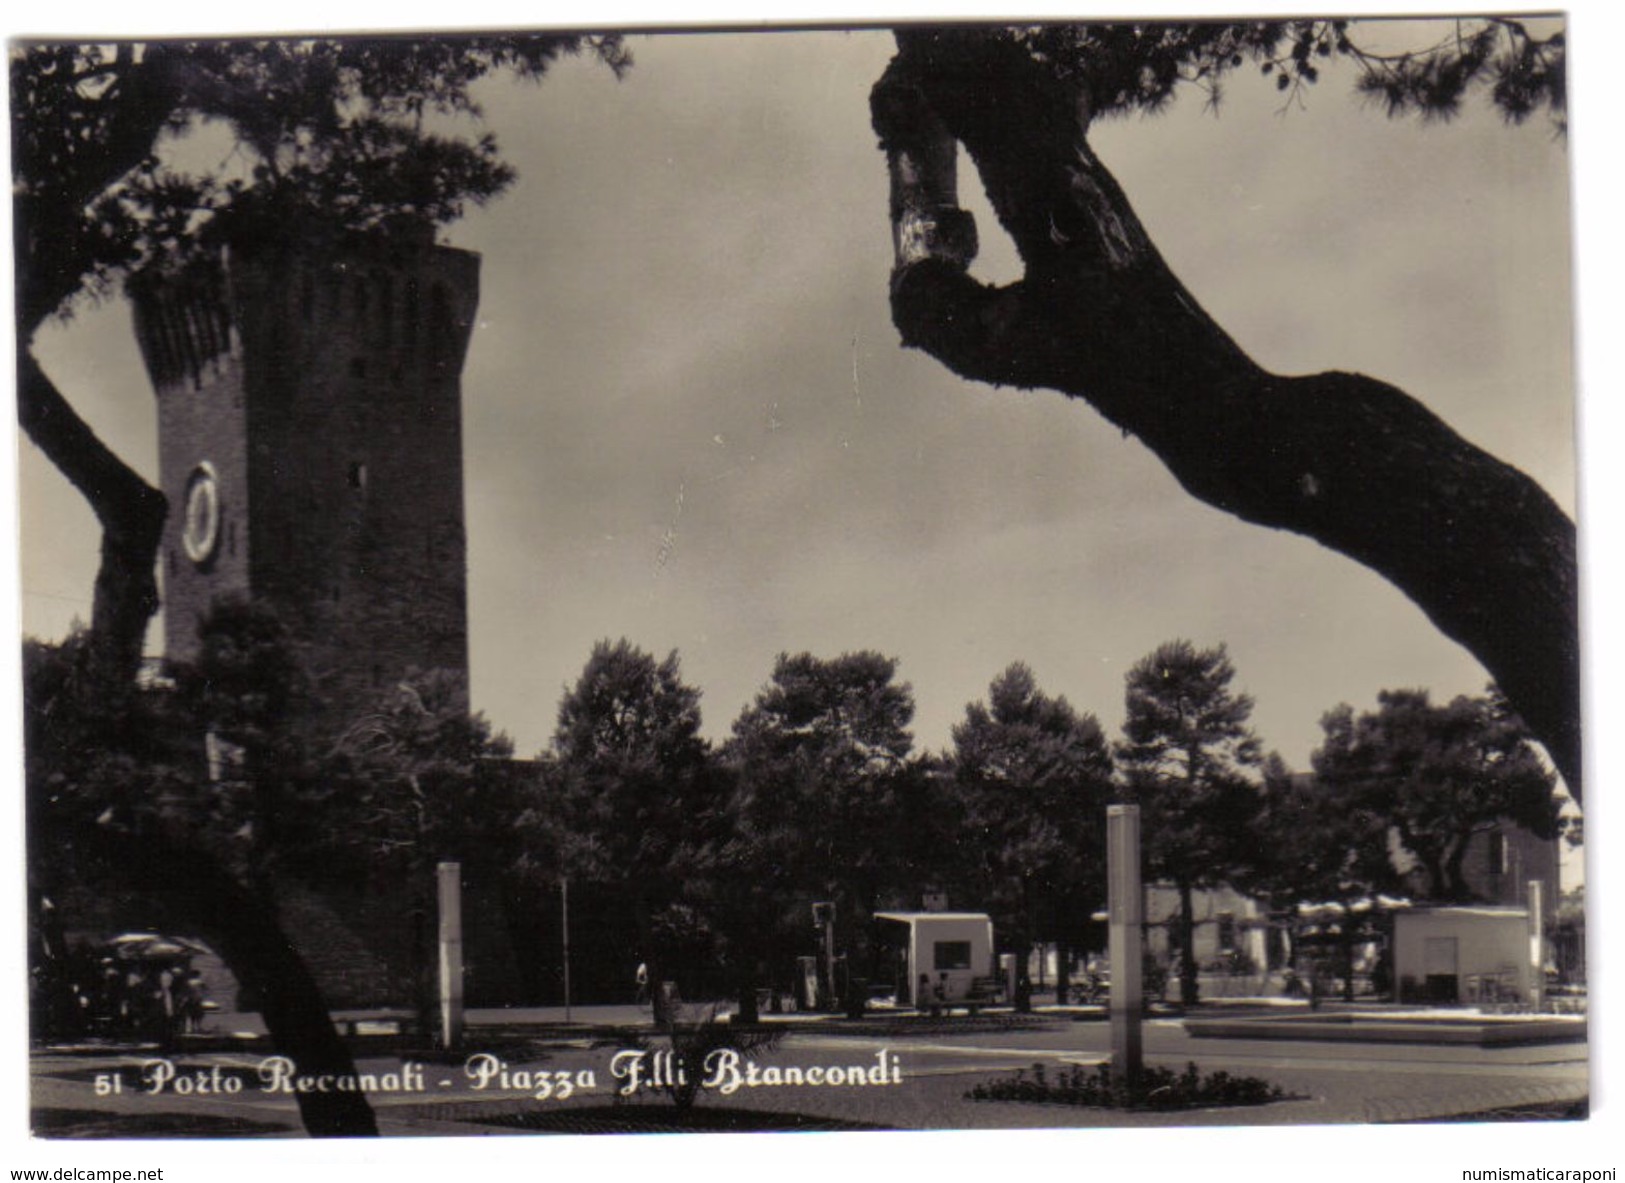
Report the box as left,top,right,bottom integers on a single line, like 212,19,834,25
966,1061,1288,1110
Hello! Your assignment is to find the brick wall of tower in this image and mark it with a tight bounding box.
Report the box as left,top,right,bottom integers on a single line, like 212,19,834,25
133,235,484,1008
136,236,477,726
240,237,476,725
137,274,253,661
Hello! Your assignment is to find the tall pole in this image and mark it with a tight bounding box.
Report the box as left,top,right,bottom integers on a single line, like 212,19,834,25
1527,878,1544,1011
1108,805,1144,1087
562,878,572,1023
437,861,464,1050
827,915,838,1011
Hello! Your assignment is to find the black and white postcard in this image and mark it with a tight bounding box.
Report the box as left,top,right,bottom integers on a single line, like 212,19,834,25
6,7,1605,1180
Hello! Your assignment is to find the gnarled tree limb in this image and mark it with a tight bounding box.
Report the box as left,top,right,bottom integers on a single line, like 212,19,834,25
16,352,167,685
873,29,1580,802
13,46,192,680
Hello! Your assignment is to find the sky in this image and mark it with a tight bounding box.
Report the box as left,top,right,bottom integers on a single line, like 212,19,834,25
16,23,1577,779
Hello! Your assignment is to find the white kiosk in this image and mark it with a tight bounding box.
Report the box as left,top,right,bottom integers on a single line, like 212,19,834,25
874,912,999,1011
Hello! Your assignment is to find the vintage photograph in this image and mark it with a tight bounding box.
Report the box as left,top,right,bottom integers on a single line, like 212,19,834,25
11,12,1587,1152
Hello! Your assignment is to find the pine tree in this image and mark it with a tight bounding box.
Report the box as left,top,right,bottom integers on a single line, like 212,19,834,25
949,663,1114,1008
1118,640,1263,1006
723,651,916,1015
544,639,715,1022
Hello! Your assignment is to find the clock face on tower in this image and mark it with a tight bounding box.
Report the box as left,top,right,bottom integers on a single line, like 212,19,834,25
181,462,221,565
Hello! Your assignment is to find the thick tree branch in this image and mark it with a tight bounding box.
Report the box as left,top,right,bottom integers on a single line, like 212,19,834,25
873,30,1580,801
12,47,195,679
17,351,166,683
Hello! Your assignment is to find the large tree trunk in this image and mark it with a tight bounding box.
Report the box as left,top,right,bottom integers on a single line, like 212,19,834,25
1443,835,1475,903
836,887,876,1019
73,825,379,1136
16,353,166,684
871,30,1580,803
1176,879,1199,1007
1339,903,1358,1003
1417,850,1450,903
1054,937,1071,1006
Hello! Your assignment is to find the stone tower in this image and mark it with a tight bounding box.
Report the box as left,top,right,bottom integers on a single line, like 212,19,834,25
134,232,478,725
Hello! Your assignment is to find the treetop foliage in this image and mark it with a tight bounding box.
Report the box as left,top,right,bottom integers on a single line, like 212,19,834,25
1004,17,1563,128
25,619,302,879
183,596,308,751
1311,684,1560,901
1119,639,1262,782
730,650,915,772
11,34,631,315
551,638,706,769
1249,756,1400,907
952,662,1111,791
950,663,1115,951
722,651,919,915
1117,641,1264,905
544,638,714,887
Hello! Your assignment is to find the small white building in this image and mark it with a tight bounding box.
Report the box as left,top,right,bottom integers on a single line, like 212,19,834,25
1392,905,1536,1005
874,912,996,1007
1142,884,1272,971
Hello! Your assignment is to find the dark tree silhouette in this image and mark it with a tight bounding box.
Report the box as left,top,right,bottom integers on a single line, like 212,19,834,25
1118,640,1264,1007
868,19,1578,801
1312,686,1561,903
949,663,1114,1008
724,651,917,1015
326,671,519,1027
544,640,716,1023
